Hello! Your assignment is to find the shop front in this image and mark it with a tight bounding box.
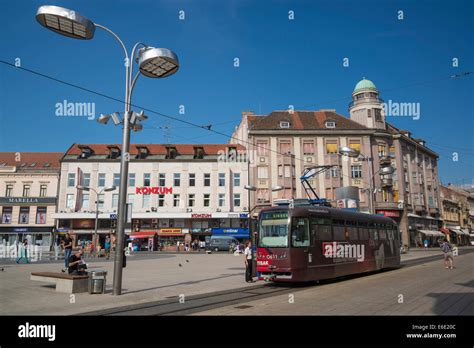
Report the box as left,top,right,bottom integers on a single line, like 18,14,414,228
447,226,471,246
0,226,54,252
211,227,250,241
158,228,186,250
130,230,158,251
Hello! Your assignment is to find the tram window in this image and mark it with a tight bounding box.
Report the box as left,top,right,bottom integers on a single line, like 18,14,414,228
359,228,369,240
387,229,393,240
333,225,345,241
314,225,332,240
369,228,378,240
292,218,310,247
379,229,387,240
310,217,332,225
348,227,358,240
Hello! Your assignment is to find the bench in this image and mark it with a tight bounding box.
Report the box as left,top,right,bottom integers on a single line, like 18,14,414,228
31,272,89,294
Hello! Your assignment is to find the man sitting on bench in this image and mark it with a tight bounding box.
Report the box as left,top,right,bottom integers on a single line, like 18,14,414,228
68,248,88,275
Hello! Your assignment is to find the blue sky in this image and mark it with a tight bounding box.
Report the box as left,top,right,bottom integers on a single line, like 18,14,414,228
0,0,473,186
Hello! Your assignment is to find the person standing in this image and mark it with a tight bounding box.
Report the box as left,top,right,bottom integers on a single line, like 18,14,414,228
441,240,455,269
104,236,111,260
244,241,254,283
62,233,73,272
16,239,30,264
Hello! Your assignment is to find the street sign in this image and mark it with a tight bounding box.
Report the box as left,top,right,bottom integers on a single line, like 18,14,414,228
109,213,118,220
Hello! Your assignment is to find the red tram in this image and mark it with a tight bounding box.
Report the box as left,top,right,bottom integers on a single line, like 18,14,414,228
256,205,401,282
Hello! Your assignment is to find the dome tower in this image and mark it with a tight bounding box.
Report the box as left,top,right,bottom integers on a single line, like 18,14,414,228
349,78,386,130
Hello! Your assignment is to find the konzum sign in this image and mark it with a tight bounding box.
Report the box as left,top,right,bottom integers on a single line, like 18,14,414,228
136,187,173,194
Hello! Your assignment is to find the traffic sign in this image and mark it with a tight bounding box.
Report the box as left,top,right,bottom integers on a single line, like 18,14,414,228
110,213,118,220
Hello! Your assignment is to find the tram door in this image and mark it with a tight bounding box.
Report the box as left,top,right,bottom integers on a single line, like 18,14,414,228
291,218,313,269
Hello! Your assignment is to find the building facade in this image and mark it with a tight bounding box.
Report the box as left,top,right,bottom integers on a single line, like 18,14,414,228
53,143,249,250
439,184,471,245
231,78,442,247
0,152,62,252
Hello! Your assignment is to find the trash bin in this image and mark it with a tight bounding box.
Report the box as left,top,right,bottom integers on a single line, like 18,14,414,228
88,270,107,294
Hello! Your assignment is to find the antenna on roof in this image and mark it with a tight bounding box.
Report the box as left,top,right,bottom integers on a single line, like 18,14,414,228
159,123,172,143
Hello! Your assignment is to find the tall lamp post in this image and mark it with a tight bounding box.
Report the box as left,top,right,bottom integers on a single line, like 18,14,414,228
36,5,180,295
76,185,116,255
338,146,394,214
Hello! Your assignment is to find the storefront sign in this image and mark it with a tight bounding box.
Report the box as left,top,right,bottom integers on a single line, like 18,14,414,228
376,210,400,218
159,228,182,235
0,197,56,205
135,187,173,195
191,213,212,219
211,228,249,238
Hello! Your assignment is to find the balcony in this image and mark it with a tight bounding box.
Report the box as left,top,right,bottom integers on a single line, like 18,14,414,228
381,178,393,187
379,156,392,166
375,201,400,210
348,97,384,109
414,204,425,212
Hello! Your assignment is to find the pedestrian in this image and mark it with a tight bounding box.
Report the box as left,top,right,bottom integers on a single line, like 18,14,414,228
62,233,73,272
68,248,88,275
244,241,254,283
16,239,30,264
440,240,455,269
104,236,111,260
176,241,180,252
423,239,429,248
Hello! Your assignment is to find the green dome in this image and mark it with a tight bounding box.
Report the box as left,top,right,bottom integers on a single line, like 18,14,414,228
353,78,377,93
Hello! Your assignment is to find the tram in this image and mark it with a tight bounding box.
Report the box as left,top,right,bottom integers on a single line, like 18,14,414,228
256,204,401,283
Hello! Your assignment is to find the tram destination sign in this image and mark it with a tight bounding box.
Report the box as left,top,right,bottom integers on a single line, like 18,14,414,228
0,197,57,205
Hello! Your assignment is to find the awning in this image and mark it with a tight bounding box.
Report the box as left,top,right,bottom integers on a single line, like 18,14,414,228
418,230,444,237
448,228,470,236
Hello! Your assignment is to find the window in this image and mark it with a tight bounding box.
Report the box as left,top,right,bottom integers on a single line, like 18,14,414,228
158,195,165,207
39,185,47,197
378,144,386,157
112,194,119,208
5,184,13,197
173,194,180,207
189,173,195,186
36,207,47,224
127,193,134,207
278,165,283,177
348,226,358,240
280,121,290,128
257,189,269,203
129,173,136,187
66,194,75,209
279,141,292,154
113,173,120,187
331,166,340,178
174,173,181,187
349,140,361,152
257,166,268,179
359,228,369,240
218,173,225,186
326,141,338,154
98,194,105,209
389,146,396,158
142,194,150,208
325,121,336,128
19,207,30,224
257,141,268,156
83,173,91,187
233,193,241,207
374,109,382,122
333,225,346,241
81,194,90,209
159,173,165,186
218,193,225,207
233,173,241,187
1,207,13,224
292,218,310,247
311,222,332,240
204,173,210,186
303,141,315,155
98,173,105,187
67,173,75,187
203,194,210,207
143,173,151,186
22,185,30,197
284,165,294,178
188,194,195,207
351,165,362,178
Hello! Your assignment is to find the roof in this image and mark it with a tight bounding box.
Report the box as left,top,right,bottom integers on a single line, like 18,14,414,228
248,110,368,131
0,152,62,169
65,143,246,157
354,78,377,93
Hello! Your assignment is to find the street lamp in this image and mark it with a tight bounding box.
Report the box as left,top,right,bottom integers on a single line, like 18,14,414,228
37,5,179,295
338,146,394,214
77,185,116,256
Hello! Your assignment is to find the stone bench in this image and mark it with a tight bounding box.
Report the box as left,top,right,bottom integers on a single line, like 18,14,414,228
31,272,89,294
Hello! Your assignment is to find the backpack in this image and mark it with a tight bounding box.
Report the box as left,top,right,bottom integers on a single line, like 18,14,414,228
441,243,452,253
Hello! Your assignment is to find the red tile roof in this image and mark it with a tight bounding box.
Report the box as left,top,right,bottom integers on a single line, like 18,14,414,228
65,143,246,156
248,111,368,130
0,152,62,169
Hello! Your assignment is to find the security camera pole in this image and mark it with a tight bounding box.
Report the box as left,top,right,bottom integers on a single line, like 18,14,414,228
35,5,180,295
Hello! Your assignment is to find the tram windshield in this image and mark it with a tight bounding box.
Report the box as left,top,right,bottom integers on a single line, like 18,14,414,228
259,211,289,248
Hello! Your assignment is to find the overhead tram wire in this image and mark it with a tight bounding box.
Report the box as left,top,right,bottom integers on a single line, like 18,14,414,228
2,60,472,188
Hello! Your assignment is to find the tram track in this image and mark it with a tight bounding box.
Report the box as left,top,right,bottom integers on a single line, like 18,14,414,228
79,249,474,316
